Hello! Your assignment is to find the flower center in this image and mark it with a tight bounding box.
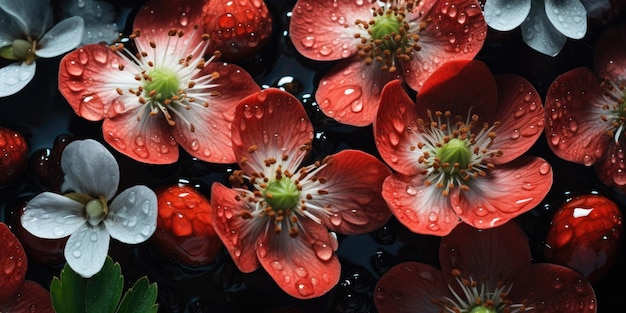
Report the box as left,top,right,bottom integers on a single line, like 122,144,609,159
264,178,300,211
415,110,503,196
85,197,109,226
354,0,424,72
0,39,37,65
144,68,180,101
431,269,532,313
600,80,626,143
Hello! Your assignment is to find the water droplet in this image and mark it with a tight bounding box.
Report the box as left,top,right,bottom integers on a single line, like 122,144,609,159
190,139,200,151
329,213,342,226
319,45,332,56
312,240,333,261
270,260,283,270
72,250,82,258
568,118,578,132
405,185,417,195
388,131,400,146
3,256,16,274
521,181,536,191
65,60,84,77
539,162,551,175
53,227,65,237
294,266,308,278
295,279,314,297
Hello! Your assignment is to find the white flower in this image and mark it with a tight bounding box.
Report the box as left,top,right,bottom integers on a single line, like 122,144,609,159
483,0,587,56
21,139,157,278
58,0,121,45
0,0,84,97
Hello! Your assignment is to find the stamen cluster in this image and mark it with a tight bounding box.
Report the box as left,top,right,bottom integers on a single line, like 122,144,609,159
599,80,626,143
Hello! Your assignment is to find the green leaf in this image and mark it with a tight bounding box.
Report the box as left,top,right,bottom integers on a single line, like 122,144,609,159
85,256,124,313
50,262,88,313
116,277,158,313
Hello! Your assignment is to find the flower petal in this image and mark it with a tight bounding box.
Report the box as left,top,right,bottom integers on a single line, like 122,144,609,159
382,174,460,236
105,185,158,244
174,62,260,164
0,222,27,303
316,57,399,126
0,61,35,97
417,60,498,119
21,192,86,239
593,22,626,81
36,16,84,58
210,183,262,273
308,149,391,234
102,107,180,164
374,80,424,175
374,262,448,313
58,44,133,121
64,223,110,278
258,217,340,299
1,280,54,312
594,140,626,193
520,1,567,56
232,88,313,174
544,67,611,165
491,74,545,164
57,0,121,45
483,0,531,31
454,156,553,230
0,0,52,38
289,0,370,61
439,222,531,285
0,8,25,47
509,263,596,312
403,0,487,91
61,139,119,199
545,0,587,39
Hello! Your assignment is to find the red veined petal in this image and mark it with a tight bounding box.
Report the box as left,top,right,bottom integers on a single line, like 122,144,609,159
231,88,313,174
58,44,132,121
403,0,486,91
374,262,448,313
210,182,262,273
374,80,421,175
173,62,260,164
454,156,553,230
544,67,612,165
289,0,370,61
382,174,460,236
593,22,626,82
594,139,626,192
417,60,498,120
0,222,27,303
1,280,53,312
491,74,545,164
316,57,400,126
257,217,340,299
308,149,391,234
102,108,180,164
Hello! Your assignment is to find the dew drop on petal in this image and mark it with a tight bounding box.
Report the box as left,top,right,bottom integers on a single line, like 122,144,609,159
294,266,308,278
539,162,551,175
329,213,342,226
295,279,314,297
271,260,283,271
72,250,82,258
312,240,333,261
3,256,16,275
405,185,417,195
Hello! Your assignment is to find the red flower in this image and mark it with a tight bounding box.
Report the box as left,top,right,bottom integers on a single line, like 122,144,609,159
374,221,597,313
289,0,486,126
544,22,626,192
58,0,260,164
374,60,551,236
210,88,392,299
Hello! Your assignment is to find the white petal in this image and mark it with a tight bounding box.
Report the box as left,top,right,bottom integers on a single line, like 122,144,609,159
61,139,119,199
65,224,110,278
484,0,531,31
521,1,567,56
36,16,85,58
545,0,587,39
0,61,35,97
58,0,121,45
0,8,23,47
0,0,53,38
21,192,86,239
105,185,158,244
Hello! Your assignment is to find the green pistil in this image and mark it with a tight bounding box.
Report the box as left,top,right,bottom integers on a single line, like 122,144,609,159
85,196,109,226
264,178,300,211
437,138,471,173
144,68,180,101
470,306,497,313
370,15,403,48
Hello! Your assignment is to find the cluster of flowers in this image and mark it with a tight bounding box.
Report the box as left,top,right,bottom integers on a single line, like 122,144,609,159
1,0,624,311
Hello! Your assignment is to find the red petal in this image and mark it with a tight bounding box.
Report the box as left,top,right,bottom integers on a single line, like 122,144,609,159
0,222,27,303
210,183,261,273
311,149,392,234
257,218,340,299
102,108,180,164
544,67,611,165
417,60,498,119
374,80,422,175
593,22,626,81
454,156,553,230
172,62,260,164
439,222,531,285
594,140,626,192
289,0,370,61
232,88,313,174
403,0,486,91
509,264,597,313
374,262,448,313
382,174,460,236
58,44,129,121
316,57,400,126
491,74,545,163
1,280,53,312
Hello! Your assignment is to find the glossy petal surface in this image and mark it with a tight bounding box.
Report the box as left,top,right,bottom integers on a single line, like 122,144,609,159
21,192,86,239
593,22,626,81
545,0,587,39
521,1,567,56
0,222,27,303
60,139,119,199
36,16,84,58
0,61,36,97
105,185,158,244
64,223,110,278
483,0,531,31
